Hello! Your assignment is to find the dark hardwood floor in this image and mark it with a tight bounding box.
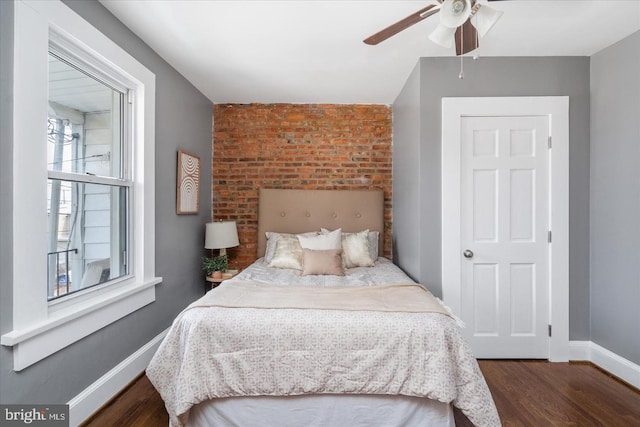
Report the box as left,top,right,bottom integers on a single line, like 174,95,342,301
84,360,640,426
82,373,168,427
456,360,640,427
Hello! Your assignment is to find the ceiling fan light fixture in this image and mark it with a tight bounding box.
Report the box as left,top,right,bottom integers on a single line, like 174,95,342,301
429,24,457,48
439,0,472,28
472,4,504,37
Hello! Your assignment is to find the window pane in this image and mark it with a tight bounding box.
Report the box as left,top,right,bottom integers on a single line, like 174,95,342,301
48,52,124,178
47,179,128,300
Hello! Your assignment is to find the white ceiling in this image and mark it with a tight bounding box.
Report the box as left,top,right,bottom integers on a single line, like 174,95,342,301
99,0,640,105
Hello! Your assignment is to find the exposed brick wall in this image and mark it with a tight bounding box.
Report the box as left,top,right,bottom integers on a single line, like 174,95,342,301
212,103,392,270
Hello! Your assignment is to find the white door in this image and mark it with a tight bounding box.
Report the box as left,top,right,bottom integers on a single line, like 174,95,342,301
442,97,570,362
459,115,549,358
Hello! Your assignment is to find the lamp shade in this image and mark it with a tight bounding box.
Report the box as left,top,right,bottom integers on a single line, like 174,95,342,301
472,4,503,37
429,24,457,48
205,221,239,249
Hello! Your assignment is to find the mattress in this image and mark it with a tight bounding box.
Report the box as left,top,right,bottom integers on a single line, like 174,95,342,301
147,258,500,427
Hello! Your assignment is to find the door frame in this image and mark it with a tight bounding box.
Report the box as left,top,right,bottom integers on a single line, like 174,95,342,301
441,97,569,362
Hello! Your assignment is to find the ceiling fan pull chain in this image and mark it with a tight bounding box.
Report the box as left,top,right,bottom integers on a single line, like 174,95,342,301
459,22,464,79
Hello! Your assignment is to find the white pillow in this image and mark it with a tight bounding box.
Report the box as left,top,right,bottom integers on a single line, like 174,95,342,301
321,228,379,261
298,228,342,250
268,234,304,270
341,229,375,268
265,231,317,263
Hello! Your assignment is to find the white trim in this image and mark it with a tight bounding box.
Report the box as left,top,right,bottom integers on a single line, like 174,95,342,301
568,340,591,361
569,341,640,390
1,279,160,346
3,281,160,371
441,96,570,362
68,328,169,426
2,0,160,370
47,170,133,187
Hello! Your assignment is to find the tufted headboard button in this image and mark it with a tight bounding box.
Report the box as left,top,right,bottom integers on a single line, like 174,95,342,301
280,212,286,217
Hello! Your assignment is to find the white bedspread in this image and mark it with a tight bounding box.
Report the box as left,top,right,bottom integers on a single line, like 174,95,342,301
146,258,500,427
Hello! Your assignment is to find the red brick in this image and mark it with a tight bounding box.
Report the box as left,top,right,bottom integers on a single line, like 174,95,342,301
213,103,393,269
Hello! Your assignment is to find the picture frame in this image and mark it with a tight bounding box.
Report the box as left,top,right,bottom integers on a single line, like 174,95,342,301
176,149,200,214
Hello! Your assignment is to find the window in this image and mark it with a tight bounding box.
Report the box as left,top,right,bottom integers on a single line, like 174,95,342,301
1,0,161,371
47,48,130,301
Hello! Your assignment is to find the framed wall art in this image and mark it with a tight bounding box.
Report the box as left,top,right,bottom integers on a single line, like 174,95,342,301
176,149,201,214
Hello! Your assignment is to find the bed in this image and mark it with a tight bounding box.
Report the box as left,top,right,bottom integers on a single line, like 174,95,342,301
147,189,500,427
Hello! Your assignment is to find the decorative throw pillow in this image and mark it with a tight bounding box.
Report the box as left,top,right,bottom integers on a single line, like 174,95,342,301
364,230,380,261
341,229,375,268
265,231,317,263
301,249,345,276
298,228,342,250
321,228,379,262
268,234,304,270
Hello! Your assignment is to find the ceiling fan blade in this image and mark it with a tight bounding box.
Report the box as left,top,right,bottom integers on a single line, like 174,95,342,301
364,5,439,45
454,19,478,55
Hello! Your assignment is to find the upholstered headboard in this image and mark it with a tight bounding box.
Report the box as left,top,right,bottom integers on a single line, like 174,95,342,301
257,188,384,258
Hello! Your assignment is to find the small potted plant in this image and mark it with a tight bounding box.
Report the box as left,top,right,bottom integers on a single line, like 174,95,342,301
202,255,228,280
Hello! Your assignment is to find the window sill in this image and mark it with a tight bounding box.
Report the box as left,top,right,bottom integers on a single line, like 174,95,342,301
1,277,162,371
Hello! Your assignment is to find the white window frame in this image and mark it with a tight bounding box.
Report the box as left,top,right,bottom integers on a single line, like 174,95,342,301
1,0,161,371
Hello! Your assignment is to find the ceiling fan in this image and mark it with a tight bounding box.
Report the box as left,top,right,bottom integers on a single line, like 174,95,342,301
364,0,504,56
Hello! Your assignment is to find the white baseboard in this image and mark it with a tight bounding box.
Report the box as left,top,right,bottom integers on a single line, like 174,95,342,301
569,340,640,390
568,340,591,360
67,328,169,426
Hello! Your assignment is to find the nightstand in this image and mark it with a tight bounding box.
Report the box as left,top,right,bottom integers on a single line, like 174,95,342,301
206,269,239,290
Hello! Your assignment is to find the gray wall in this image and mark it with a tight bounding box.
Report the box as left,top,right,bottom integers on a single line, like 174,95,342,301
0,1,15,380
0,0,213,404
392,62,422,281
392,57,591,340
590,31,640,365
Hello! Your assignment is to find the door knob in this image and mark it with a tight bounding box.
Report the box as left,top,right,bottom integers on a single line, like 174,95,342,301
463,249,474,259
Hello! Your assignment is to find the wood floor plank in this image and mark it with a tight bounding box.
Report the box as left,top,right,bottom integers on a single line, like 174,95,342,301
86,360,640,426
